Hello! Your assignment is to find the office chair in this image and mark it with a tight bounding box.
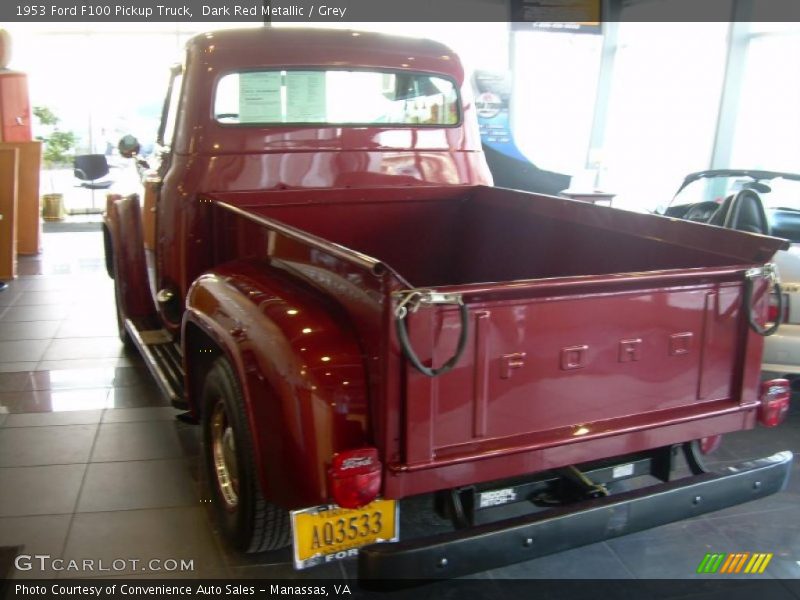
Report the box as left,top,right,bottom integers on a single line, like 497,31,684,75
74,154,113,189
74,154,113,212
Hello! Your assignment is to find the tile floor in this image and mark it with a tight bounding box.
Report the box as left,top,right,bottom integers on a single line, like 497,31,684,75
0,230,798,591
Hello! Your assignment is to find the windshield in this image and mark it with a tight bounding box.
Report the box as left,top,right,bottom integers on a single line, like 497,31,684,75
669,175,800,211
214,69,460,127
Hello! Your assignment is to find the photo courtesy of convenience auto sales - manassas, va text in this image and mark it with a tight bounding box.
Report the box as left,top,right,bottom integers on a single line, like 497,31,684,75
13,584,350,597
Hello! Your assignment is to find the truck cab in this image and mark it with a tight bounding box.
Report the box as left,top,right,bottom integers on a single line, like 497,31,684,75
125,28,491,333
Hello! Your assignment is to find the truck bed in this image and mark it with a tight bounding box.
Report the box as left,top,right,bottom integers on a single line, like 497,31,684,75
205,185,786,498
209,185,779,288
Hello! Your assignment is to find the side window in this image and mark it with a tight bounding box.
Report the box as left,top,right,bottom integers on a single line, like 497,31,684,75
158,68,183,149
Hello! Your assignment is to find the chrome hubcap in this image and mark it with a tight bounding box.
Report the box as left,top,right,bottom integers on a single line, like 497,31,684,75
211,401,239,509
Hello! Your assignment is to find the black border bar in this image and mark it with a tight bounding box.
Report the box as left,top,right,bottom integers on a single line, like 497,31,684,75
3,0,800,23
3,578,800,600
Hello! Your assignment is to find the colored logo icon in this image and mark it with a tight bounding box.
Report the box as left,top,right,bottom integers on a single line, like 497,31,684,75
697,552,773,574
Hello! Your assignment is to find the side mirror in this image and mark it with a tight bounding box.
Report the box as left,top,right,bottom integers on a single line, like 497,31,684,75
118,134,141,159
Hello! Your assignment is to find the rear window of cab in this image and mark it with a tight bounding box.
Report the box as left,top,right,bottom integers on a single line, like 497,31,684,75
213,69,460,127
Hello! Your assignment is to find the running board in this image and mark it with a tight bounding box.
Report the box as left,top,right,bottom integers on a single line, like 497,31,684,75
124,318,187,409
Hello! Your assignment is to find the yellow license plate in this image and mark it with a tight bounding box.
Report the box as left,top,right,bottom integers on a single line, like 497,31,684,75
291,499,398,569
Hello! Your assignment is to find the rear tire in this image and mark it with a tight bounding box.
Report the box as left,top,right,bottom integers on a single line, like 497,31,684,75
102,224,115,279
113,281,133,350
683,436,723,475
108,229,134,350
201,357,290,553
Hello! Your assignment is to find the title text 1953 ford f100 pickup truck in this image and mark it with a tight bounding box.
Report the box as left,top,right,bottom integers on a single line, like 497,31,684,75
104,27,793,578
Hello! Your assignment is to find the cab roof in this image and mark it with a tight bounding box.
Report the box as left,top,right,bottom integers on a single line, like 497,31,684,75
186,27,464,84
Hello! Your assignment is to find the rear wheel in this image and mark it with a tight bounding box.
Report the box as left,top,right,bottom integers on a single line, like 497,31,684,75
113,280,134,349
683,435,723,474
102,224,115,279
107,229,134,350
201,357,290,553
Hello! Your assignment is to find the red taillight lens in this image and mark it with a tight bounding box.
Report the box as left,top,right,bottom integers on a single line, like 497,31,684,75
328,447,381,509
768,293,789,324
758,378,791,427
698,435,722,454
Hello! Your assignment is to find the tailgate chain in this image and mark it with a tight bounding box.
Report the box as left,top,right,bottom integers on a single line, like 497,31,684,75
394,289,470,377
745,263,783,336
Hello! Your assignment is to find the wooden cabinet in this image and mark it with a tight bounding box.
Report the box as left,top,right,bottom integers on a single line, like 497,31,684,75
0,146,19,279
0,71,32,143
0,141,41,255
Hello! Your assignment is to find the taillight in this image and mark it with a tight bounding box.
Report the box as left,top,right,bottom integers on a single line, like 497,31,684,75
758,378,791,427
328,447,382,509
768,293,789,324
698,435,722,454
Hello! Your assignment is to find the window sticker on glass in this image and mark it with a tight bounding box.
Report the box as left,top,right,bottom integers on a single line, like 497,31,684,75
285,71,327,123
239,72,282,123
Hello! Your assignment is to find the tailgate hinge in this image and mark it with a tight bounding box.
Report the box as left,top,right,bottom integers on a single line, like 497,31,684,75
393,289,469,378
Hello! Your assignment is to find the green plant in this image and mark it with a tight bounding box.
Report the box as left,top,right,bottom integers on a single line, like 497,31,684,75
33,105,77,167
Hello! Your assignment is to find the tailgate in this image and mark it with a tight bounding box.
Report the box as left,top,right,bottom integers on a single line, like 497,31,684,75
397,269,762,468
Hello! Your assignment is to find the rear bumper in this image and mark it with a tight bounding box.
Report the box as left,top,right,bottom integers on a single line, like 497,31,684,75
359,451,792,581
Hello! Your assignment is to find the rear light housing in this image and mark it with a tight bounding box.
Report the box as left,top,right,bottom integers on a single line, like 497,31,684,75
328,447,382,509
698,435,722,454
768,292,790,324
758,378,791,427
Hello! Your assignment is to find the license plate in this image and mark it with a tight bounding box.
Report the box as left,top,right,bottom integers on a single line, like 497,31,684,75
290,499,398,569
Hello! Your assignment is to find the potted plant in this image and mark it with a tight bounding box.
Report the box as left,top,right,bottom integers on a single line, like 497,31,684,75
33,105,77,220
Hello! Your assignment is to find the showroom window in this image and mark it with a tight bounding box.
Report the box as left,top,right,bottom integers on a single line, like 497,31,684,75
5,23,259,156
730,29,800,171
3,22,258,209
600,22,729,211
511,30,603,176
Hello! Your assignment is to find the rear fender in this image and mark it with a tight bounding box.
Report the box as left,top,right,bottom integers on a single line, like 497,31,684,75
183,260,370,508
104,194,157,320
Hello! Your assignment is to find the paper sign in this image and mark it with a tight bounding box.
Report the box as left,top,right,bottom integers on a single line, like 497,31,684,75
239,72,282,123
286,72,327,123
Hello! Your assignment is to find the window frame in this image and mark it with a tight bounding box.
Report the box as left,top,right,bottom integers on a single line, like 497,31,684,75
157,63,184,148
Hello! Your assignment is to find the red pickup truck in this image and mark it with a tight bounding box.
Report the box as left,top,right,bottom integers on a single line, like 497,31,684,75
105,27,792,578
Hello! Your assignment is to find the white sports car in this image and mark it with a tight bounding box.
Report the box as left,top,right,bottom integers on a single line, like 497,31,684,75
662,170,800,380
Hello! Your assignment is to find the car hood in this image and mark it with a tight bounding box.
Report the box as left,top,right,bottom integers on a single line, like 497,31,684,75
774,244,800,283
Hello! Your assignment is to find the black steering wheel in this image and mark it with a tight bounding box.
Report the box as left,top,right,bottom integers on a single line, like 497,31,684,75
683,200,720,223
